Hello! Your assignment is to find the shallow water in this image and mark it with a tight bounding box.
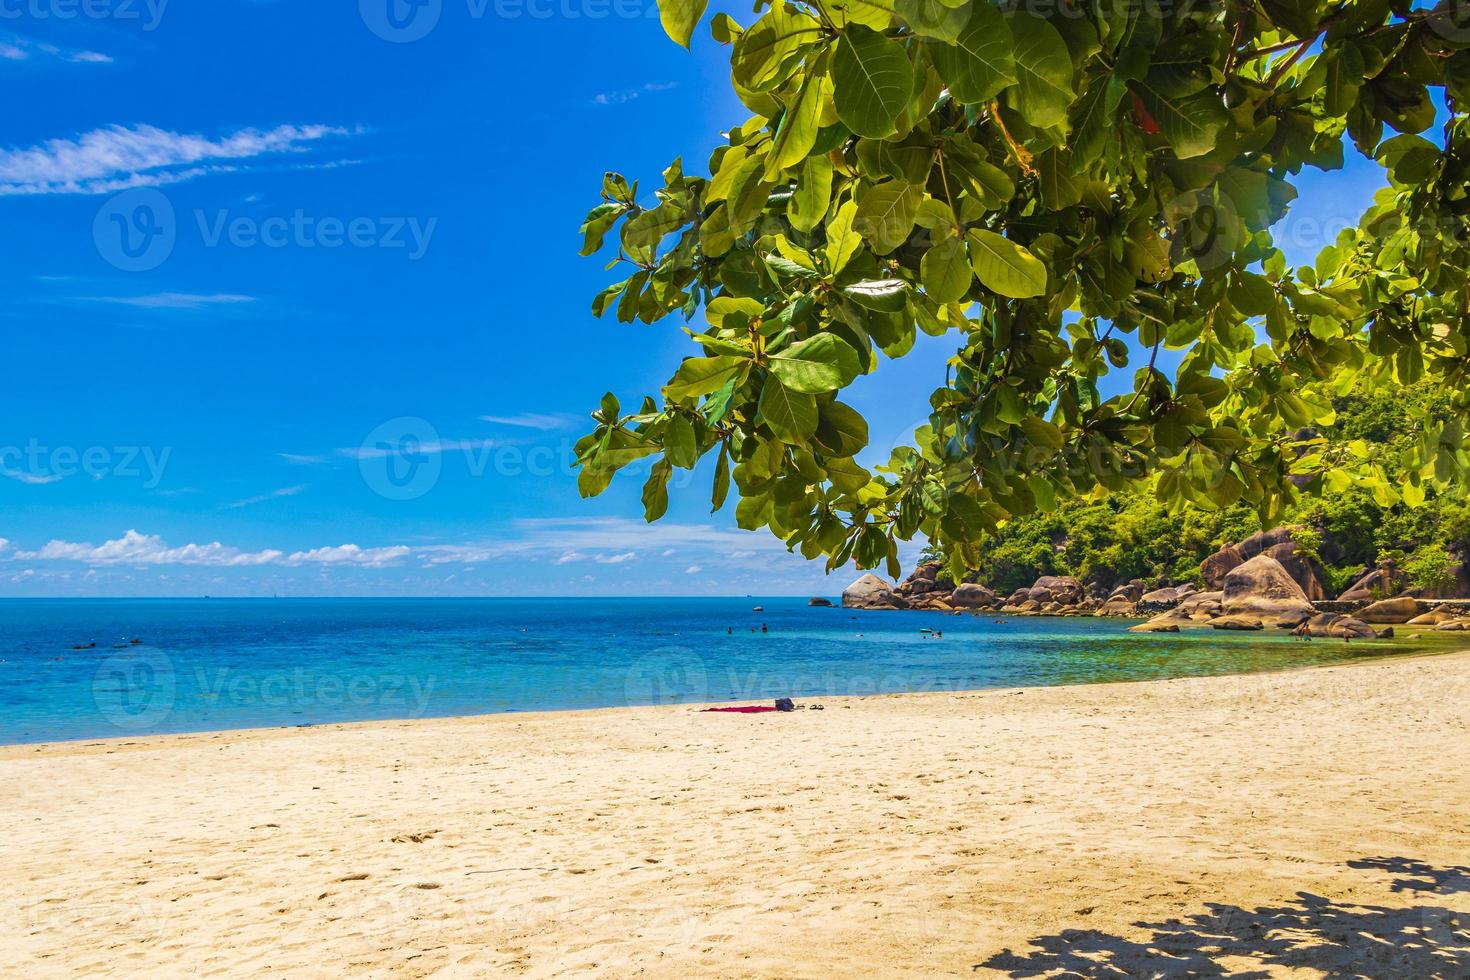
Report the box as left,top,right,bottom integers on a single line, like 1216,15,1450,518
0,597,1446,744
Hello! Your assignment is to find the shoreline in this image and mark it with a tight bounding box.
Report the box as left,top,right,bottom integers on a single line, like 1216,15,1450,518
6,653,1470,976
4,639,1460,753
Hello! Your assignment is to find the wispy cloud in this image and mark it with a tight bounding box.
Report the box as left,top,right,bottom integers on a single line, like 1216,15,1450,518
278,453,327,465
0,123,353,196
226,484,307,509
591,81,677,106
1,468,63,485
339,438,497,460
0,34,113,66
478,412,582,431
85,293,256,310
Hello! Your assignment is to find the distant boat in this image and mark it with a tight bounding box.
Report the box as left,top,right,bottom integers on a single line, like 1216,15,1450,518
752,606,764,612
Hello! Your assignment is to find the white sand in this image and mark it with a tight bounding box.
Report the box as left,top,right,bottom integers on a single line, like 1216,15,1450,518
3,653,1468,978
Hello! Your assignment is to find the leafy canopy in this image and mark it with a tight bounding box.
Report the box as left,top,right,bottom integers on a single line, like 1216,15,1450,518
574,0,1470,585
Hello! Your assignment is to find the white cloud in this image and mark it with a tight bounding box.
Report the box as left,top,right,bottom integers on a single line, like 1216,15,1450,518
0,34,113,66
0,538,9,553
595,551,637,564
85,293,256,310
685,565,702,574
226,484,307,509
591,81,678,106
552,551,585,566
339,438,496,460
0,123,351,196
278,453,327,465
1,468,63,485
15,530,282,567
284,544,411,568
478,412,582,431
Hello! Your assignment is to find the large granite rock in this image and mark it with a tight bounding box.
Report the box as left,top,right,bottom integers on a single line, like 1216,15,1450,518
1260,541,1329,601
1357,596,1420,624
1295,613,1380,639
1221,555,1315,628
1200,544,1244,589
1027,575,1083,605
1406,604,1461,627
1131,591,1223,630
842,574,900,609
1138,587,1181,612
1212,614,1265,631
1339,561,1408,602
950,583,997,608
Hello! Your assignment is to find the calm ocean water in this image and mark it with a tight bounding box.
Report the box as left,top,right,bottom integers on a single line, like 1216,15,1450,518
0,597,1437,745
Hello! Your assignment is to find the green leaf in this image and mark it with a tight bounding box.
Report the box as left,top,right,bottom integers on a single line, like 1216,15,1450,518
665,356,748,401
642,460,672,520
1132,82,1227,159
731,2,822,92
966,228,1047,298
813,399,869,456
757,376,819,441
824,198,863,275
920,236,971,303
664,414,699,467
658,0,707,48
767,63,832,178
832,25,915,139
789,153,834,233
854,181,920,254
711,445,731,511
579,202,624,256
930,3,1015,103
842,278,910,312
1008,15,1074,130
769,333,863,393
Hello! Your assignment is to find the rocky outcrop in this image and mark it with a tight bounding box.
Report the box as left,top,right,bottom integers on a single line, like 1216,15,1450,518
950,583,997,608
842,574,901,609
1137,587,1182,613
1203,527,1325,599
1027,575,1083,605
1132,591,1223,630
1339,561,1408,602
1407,604,1460,627
1357,596,1420,624
1128,620,1179,633
1212,615,1264,631
808,597,834,607
1200,544,1245,589
1221,555,1315,628
1295,613,1380,639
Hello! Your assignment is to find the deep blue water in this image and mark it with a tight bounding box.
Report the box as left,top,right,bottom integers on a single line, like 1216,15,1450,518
0,597,1435,744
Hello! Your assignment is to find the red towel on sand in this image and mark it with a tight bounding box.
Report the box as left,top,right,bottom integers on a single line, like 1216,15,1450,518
702,705,778,713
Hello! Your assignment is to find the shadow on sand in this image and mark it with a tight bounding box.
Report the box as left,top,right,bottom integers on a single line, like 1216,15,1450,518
978,857,1470,978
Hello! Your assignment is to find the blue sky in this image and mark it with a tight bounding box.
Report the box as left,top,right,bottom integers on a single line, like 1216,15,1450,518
0,1,1392,596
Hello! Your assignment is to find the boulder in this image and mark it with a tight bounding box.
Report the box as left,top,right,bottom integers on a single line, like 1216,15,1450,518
1339,561,1408,602
1357,596,1421,624
1261,541,1329,601
1108,581,1146,603
1436,619,1470,631
1128,621,1180,633
1237,527,1299,560
1221,555,1315,628
1138,587,1181,611
842,574,898,609
950,583,997,608
1406,605,1460,627
1295,613,1379,639
1029,575,1084,605
808,597,834,607
1201,544,1245,589
898,562,942,596
1094,597,1137,617
1175,582,1200,599
1135,591,1225,631
1212,615,1265,631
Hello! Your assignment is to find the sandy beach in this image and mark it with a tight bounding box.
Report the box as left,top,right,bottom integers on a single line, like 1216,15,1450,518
4,652,1468,978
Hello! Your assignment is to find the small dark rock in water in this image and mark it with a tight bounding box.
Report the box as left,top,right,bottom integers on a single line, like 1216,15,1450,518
71,642,96,650
130,638,142,645
775,698,795,712
808,597,834,607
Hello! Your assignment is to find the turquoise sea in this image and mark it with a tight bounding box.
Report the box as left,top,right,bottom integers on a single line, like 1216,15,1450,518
0,597,1440,745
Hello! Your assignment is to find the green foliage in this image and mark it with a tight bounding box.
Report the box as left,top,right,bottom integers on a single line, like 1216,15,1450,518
575,0,1470,581
1403,542,1461,592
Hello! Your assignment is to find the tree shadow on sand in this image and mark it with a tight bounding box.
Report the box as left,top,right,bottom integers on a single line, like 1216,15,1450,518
978,858,1470,978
